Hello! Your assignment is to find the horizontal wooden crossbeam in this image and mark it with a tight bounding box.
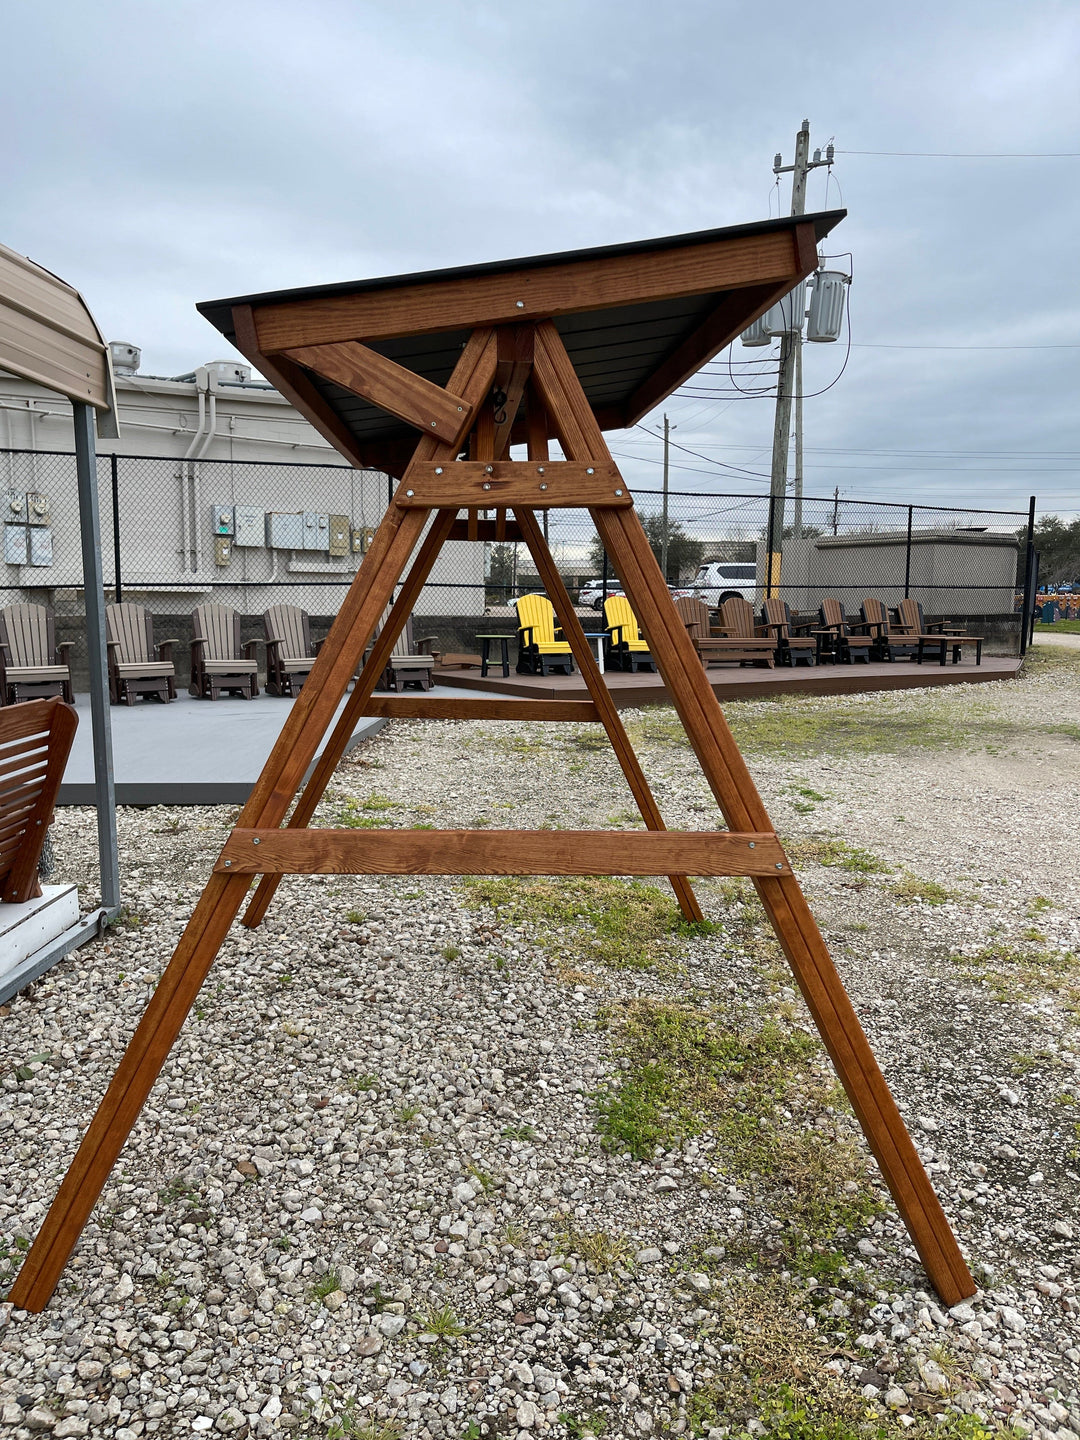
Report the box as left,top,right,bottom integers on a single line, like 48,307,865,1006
363,697,600,721
395,461,629,510
284,341,475,447
215,829,788,876
447,516,526,542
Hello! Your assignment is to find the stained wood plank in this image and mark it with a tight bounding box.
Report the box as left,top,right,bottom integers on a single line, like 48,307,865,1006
396,460,628,509
217,828,787,876
284,341,474,446
252,228,804,347
531,319,976,1307
362,696,600,721
446,517,525,542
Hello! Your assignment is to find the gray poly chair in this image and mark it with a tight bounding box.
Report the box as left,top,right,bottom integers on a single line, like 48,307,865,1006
263,604,321,697
106,602,178,704
189,603,259,700
0,603,74,705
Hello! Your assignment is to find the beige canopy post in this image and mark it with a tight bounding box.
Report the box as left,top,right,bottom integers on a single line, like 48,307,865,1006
0,242,121,997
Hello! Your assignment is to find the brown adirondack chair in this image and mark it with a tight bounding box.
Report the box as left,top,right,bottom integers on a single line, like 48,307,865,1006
860,598,914,661
105,603,178,705
761,598,817,666
895,598,983,666
0,604,74,706
373,604,440,691
0,697,77,903
674,596,774,668
263,605,322,696
815,598,874,665
189,604,259,700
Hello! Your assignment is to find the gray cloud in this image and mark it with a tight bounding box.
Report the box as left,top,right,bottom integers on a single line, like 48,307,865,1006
4,0,1078,512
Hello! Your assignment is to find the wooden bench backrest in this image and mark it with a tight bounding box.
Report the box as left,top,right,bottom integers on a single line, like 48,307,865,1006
516,594,557,645
0,697,78,904
720,596,757,638
0,604,55,667
106,602,154,664
895,598,924,635
263,605,310,659
820,597,844,630
604,595,643,639
192,604,241,661
761,597,793,636
861,597,890,633
673,595,710,638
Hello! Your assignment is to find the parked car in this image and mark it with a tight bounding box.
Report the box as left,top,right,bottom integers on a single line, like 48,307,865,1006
577,581,625,611
690,561,757,607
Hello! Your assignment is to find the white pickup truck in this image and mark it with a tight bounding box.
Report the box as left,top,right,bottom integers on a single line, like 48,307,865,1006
690,562,758,607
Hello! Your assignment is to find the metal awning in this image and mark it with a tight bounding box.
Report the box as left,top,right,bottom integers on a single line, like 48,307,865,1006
199,210,844,476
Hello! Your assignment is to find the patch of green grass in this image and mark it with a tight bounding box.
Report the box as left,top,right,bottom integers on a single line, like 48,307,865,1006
952,939,1079,1007
595,1000,882,1265
463,875,719,972
786,781,828,815
308,1269,341,1303
416,1303,467,1339
1026,895,1053,915
1034,618,1080,634
501,1122,535,1141
890,871,957,906
557,1411,608,1438
347,1073,378,1092
337,794,400,829
441,944,462,961
786,836,892,874
557,1224,632,1274
345,910,366,924
395,1104,421,1124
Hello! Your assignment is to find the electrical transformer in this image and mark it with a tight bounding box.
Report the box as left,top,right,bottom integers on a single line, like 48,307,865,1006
740,315,771,347
806,271,847,342
763,282,806,337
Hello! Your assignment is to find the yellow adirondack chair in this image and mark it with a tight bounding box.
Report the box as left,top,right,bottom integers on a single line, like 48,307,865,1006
603,596,654,672
515,595,574,676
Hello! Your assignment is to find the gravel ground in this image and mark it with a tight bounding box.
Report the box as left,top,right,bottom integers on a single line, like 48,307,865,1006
1,649,1079,1440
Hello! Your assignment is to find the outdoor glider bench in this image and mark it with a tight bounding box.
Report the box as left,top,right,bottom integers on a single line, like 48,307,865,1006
8,208,978,1314
262,604,321,697
189,603,260,700
105,602,178,704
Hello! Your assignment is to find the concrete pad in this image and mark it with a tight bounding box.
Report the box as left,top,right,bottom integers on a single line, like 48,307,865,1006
58,690,386,807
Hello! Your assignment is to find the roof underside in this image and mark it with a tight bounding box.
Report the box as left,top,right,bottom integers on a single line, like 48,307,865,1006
198,210,844,475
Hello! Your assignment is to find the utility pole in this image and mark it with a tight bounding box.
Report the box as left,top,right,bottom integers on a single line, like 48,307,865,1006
767,120,831,594
831,486,840,536
793,339,804,540
661,413,671,583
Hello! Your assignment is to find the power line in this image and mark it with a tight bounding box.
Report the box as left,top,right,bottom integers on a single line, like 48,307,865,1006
837,149,1080,158
853,342,1080,351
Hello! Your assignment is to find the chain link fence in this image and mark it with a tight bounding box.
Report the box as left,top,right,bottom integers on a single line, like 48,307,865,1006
0,448,1033,682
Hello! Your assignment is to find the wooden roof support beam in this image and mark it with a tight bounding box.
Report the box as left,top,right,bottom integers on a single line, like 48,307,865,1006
394,460,629,510
249,228,807,349
282,341,476,448
231,305,389,471
491,324,535,458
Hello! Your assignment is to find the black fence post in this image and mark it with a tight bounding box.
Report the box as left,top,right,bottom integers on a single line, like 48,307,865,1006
1019,494,1036,657
904,505,913,599
110,453,122,603
765,492,777,598
601,547,609,607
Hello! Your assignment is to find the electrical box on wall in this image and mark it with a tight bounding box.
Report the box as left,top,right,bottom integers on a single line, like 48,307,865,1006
351,528,365,554
4,525,27,565
214,536,232,567
234,505,264,547
266,512,304,549
27,493,50,526
302,512,330,551
28,528,53,566
6,492,27,523
211,505,235,536
328,515,349,557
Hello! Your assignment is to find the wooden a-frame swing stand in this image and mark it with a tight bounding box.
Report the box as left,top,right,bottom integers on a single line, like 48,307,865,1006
11,318,975,1313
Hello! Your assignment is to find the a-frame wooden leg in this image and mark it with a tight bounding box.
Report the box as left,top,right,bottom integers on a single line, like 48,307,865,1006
531,320,975,1304
7,510,437,1312
242,506,459,928
513,505,703,924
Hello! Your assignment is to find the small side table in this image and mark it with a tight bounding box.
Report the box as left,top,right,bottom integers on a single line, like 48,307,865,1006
476,634,514,677
581,631,607,675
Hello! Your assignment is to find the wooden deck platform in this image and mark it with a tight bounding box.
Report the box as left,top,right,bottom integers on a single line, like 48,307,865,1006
430,655,1022,709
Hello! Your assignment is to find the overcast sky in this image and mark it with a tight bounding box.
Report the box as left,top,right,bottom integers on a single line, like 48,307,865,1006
5,0,1079,517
